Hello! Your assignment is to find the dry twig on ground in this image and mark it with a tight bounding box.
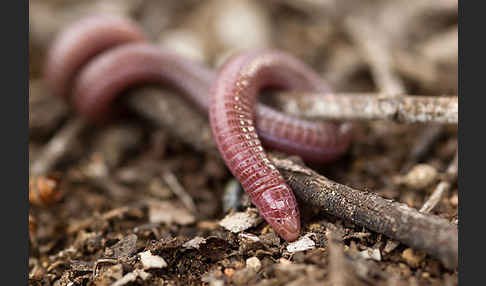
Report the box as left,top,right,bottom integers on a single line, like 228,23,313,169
274,92,458,124
345,15,405,94
401,125,446,172
271,154,458,270
420,150,458,214
30,118,87,176
326,230,351,286
162,170,197,213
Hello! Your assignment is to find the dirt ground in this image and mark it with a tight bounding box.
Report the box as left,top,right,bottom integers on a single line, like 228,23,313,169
29,1,458,285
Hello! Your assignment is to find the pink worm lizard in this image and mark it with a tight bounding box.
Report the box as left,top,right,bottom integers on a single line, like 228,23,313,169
44,14,352,241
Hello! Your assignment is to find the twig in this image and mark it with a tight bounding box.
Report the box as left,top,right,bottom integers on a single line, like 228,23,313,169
379,1,457,42
326,229,350,286
418,26,458,66
392,51,442,90
419,182,451,214
344,8,450,189
345,16,405,94
377,1,457,92
30,118,87,176
401,125,445,173
273,93,458,124
322,43,365,89
420,150,458,213
121,87,458,270
93,258,118,280
161,171,197,214
271,154,457,270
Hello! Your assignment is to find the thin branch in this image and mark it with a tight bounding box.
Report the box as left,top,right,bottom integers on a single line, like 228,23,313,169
420,150,458,213
326,229,350,286
162,170,197,214
270,154,458,270
345,16,405,94
418,26,458,66
273,92,458,124
130,88,459,127
30,117,87,176
401,125,445,173
420,181,451,214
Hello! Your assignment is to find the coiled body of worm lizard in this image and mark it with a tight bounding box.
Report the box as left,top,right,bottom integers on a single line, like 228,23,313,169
210,51,345,241
44,14,352,241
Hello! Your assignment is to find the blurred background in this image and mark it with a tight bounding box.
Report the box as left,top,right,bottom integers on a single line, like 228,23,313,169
30,0,458,93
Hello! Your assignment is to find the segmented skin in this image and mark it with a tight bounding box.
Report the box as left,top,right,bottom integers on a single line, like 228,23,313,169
45,15,353,241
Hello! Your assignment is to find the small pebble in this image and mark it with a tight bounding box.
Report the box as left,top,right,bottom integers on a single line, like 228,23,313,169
158,29,206,63
395,164,438,190
246,257,262,272
402,248,426,268
213,0,270,51
359,248,382,261
139,251,168,270
112,269,151,286
286,233,316,253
